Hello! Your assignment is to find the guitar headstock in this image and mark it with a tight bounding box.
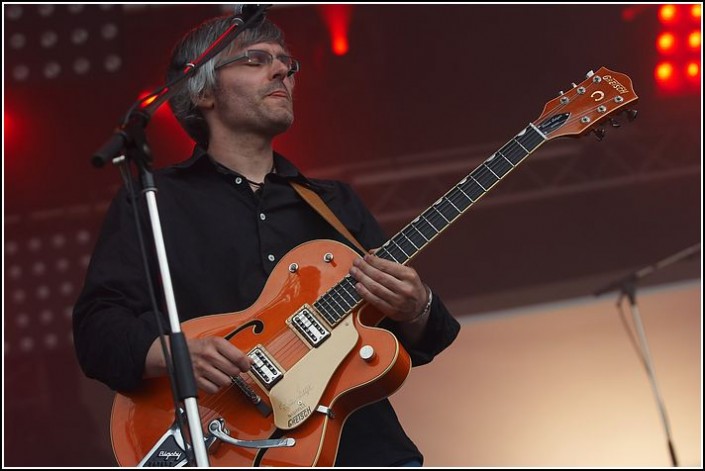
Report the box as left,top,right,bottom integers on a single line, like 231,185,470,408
533,67,638,141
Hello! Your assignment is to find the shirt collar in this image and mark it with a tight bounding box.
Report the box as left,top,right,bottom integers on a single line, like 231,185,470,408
173,145,308,182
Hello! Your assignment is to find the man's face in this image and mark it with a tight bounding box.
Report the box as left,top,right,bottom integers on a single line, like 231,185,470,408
207,41,296,138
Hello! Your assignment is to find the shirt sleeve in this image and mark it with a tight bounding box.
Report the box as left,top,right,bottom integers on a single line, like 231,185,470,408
72,186,164,392
329,182,461,366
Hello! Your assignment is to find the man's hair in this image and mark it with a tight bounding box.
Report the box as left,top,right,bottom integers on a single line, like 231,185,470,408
167,16,289,147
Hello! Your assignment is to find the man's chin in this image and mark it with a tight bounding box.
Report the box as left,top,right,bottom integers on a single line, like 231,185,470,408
269,114,294,135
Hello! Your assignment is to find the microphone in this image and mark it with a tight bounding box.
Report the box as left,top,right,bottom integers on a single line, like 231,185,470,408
233,4,272,26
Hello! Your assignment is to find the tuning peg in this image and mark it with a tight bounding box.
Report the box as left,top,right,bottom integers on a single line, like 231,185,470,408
571,82,578,88
585,70,595,78
624,109,638,122
593,127,606,141
609,118,621,128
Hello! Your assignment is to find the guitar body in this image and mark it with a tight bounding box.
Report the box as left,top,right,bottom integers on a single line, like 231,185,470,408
110,239,412,467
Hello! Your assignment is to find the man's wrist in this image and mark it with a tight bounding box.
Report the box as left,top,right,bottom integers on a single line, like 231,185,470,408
407,285,432,324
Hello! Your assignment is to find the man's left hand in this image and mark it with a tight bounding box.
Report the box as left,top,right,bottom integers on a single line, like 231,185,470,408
350,253,428,323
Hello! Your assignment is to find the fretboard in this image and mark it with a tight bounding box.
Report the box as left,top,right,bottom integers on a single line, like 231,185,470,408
313,124,547,327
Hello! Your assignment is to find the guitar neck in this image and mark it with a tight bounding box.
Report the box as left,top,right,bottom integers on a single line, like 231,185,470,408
376,123,547,266
313,123,546,327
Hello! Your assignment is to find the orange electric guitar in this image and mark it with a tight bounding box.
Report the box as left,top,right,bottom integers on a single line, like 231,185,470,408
110,67,638,467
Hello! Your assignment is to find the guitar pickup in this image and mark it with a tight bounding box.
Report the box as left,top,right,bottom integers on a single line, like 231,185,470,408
290,305,331,348
248,347,283,390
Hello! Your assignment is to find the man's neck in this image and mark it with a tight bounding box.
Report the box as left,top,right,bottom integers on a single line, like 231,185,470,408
207,132,275,182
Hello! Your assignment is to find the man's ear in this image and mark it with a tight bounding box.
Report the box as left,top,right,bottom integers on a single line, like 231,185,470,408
195,88,215,109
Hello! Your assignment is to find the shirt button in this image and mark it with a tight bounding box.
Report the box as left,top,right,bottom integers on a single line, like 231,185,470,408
267,254,275,262
259,213,266,221
235,177,242,184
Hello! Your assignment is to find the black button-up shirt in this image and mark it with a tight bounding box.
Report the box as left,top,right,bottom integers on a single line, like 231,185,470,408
73,147,460,466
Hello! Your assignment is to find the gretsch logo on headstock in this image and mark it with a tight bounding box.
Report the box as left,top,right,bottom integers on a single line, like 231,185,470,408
591,91,605,101
602,75,629,94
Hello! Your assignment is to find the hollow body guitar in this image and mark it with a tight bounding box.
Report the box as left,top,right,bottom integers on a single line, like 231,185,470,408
110,67,638,467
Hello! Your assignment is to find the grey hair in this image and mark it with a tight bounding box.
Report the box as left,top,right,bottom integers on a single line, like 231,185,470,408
167,16,289,146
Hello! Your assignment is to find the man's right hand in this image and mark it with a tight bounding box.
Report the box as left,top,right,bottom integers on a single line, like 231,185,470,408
145,337,253,394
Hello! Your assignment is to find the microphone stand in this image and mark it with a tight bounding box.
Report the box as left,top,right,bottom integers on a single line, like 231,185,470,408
594,243,700,467
90,6,272,467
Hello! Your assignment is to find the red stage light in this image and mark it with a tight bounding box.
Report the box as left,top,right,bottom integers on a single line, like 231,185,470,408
685,61,700,78
318,5,353,56
655,62,675,82
657,32,676,53
332,37,349,56
687,30,701,49
654,5,700,96
658,5,677,24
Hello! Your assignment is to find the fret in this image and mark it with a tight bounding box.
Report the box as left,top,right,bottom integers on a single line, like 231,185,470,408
437,197,461,219
449,193,469,215
470,175,487,191
396,234,417,255
489,152,514,176
497,151,514,167
518,126,544,151
342,276,359,295
430,205,450,224
332,285,354,308
459,177,484,201
390,239,410,260
445,189,471,216
328,292,347,313
400,231,420,251
321,294,344,320
513,137,529,153
378,246,401,263
416,216,438,239
453,185,474,205
406,223,428,247
473,166,498,189
421,210,441,236
339,280,360,306
410,221,431,242
445,196,462,214
392,233,417,255
484,162,500,180
500,140,527,165
314,299,337,325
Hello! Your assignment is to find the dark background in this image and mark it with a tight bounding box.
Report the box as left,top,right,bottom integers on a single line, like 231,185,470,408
4,4,700,466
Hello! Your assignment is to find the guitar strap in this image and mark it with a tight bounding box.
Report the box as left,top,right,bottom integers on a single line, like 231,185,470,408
289,181,367,255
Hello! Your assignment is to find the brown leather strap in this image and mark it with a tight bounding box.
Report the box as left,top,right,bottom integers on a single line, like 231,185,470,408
290,181,367,254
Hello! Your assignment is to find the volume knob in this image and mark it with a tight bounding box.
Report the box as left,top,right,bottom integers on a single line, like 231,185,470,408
359,345,375,361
